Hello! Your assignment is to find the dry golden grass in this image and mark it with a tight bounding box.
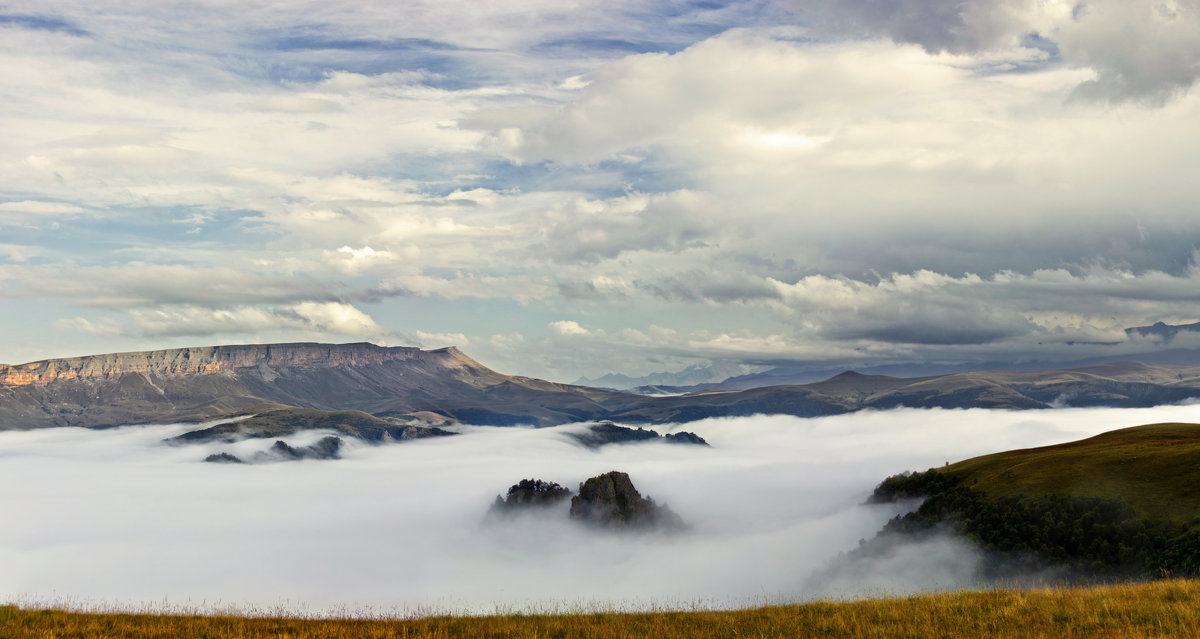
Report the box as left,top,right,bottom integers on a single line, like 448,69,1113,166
7,579,1200,638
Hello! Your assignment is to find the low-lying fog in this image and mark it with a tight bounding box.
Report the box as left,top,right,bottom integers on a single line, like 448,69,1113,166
4,405,1200,615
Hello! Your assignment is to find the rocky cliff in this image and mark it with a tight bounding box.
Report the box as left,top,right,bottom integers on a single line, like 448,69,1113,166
0,342,476,387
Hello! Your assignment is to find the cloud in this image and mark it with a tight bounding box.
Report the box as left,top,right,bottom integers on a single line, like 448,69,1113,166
6,263,346,309
802,0,1200,104
538,190,719,264
57,302,386,339
5,404,1200,613
802,0,1051,55
414,330,470,348
548,320,595,337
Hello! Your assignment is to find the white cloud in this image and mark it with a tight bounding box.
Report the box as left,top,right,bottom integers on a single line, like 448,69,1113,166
59,302,388,339
414,330,470,348
548,319,594,337
0,201,85,216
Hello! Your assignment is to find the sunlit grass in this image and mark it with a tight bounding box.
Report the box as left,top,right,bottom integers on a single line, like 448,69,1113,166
8,580,1200,638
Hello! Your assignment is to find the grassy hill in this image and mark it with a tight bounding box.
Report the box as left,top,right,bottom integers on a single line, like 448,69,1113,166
869,422,1200,577
7,580,1200,638
942,422,1200,530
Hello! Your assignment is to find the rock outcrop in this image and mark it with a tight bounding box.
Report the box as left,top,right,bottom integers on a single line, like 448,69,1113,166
566,422,709,449
569,471,686,531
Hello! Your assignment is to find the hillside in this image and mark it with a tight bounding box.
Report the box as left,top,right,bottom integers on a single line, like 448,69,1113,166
940,422,1200,529
867,422,1200,578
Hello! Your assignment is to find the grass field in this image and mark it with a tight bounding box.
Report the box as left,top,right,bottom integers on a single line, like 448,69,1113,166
7,580,1200,638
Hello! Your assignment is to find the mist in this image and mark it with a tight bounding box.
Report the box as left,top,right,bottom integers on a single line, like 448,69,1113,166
5,404,1200,615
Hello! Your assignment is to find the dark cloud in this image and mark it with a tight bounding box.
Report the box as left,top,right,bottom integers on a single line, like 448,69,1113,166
800,0,1032,54
826,320,1029,346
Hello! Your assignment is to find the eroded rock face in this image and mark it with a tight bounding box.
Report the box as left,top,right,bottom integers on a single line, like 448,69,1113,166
569,471,686,531
488,478,573,517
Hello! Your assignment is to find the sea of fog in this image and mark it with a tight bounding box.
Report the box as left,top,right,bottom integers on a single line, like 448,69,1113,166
5,404,1200,616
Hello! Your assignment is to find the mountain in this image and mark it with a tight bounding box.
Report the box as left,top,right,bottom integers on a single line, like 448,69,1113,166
0,342,626,429
8,343,1200,430
665,348,1200,394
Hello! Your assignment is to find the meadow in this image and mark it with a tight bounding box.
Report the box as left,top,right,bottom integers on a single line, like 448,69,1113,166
6,580,1200,638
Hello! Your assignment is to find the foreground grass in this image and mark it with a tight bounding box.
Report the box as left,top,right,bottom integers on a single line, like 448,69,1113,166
8,580,1200,638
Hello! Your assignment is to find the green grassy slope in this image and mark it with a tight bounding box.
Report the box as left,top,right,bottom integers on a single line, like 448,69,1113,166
943,422,1200,529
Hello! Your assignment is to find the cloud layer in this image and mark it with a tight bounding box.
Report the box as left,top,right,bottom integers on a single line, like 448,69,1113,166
5,404,1200,613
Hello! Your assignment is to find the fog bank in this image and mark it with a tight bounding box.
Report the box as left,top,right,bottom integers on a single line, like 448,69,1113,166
4,404,1200,615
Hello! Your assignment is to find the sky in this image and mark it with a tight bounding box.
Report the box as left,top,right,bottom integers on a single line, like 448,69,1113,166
7,404,1200,613
2,1,1200,381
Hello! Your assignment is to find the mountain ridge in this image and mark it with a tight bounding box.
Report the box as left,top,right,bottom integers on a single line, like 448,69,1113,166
0,342,479,386
8,342,1200,430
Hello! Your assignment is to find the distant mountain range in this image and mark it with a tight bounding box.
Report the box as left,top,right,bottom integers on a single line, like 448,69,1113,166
6,342,1200,430
628,347,1200,394
572,361,768,390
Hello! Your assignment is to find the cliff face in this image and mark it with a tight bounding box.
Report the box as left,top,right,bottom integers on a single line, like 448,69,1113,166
0,342,475,387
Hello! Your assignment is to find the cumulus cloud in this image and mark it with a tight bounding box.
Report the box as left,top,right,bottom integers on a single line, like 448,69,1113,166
5,405,1200,613
548,320,597,337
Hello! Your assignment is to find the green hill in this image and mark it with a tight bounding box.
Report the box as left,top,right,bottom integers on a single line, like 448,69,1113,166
868,422,1200,577
943,422,1200,529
